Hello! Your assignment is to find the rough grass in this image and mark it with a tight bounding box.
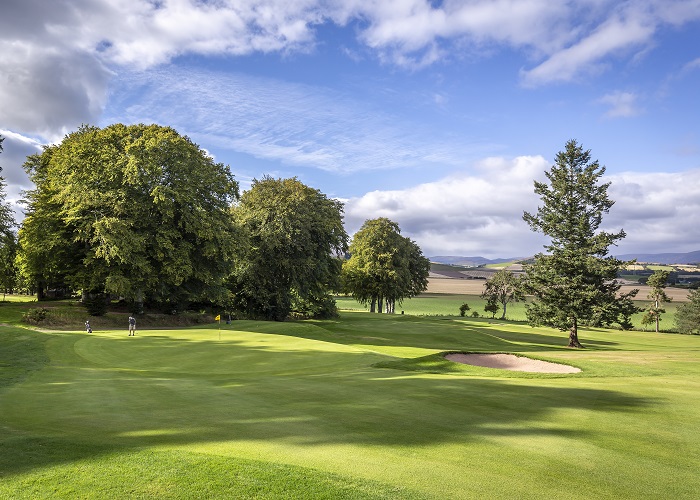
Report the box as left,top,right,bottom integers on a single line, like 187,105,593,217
1,301,699,498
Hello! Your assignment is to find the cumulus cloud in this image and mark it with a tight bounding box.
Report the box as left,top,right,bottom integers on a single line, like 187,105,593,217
344,155,551,258
606,170,700,254
344,158,700,258
0,130,43,221
3,0,700,138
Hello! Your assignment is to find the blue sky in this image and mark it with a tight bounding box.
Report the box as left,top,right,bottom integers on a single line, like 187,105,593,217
1,0,700,258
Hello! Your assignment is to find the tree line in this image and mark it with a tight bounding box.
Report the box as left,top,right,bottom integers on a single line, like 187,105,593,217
0,124,430,321
0,128,698,339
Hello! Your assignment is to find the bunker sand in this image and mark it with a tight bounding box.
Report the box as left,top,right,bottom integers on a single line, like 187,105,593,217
445,353,581,373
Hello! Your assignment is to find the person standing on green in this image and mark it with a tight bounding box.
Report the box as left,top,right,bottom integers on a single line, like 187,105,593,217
128,315,136,336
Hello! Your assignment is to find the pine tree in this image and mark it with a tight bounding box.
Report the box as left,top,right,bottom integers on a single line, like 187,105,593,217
523,140,638,348
676,288,700,335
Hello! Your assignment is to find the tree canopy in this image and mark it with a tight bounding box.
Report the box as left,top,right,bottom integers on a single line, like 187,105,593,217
481,270,524,320
342,217,429,313
228,176,348,321
676,288,700,335
19,124,239,310
522,139,638,347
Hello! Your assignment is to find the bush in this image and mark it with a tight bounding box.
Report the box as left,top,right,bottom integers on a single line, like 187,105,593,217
83,294,108,316
471,311,480,318
22,308,50,324
459,303,470,317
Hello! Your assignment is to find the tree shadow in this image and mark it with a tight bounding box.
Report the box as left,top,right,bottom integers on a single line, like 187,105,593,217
241,315,620,354
0,331,656,479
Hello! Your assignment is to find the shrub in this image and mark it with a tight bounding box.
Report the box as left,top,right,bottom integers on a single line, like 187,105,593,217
471,311,480,318
83,294,108,316
22,308,50,324
459,303,470,317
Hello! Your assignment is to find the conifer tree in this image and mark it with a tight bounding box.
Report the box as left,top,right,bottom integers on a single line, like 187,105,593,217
523,140,638,348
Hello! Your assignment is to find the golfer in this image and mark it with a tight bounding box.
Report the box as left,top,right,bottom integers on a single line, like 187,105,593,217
85,320,92,333
128,315,136,336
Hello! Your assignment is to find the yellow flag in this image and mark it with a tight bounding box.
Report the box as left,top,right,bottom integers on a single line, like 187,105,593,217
215,314,220,321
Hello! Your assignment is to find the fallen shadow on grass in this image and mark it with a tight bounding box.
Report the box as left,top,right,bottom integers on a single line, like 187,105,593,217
0,330,657,479
243,315,622,353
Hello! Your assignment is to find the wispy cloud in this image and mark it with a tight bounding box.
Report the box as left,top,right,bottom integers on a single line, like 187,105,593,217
108,67,494,174
598,91,643,118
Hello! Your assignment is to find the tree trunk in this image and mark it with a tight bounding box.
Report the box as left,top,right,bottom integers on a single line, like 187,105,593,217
377,296,383,314
501,301,507,320
568,316,583,348
370,297,376,313
655,299,660,333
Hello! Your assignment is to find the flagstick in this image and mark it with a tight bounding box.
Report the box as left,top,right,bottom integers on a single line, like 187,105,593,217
218,316,221,341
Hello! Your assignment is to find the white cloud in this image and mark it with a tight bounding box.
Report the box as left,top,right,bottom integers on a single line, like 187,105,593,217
0,130,43,222
344,159,700,258
607,170,700,254
598,91,643,118
520,10,655,86
344,155,551,258
3,0,700,138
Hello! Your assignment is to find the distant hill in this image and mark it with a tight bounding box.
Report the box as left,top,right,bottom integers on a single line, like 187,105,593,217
429,255,521,267
615,250,700,265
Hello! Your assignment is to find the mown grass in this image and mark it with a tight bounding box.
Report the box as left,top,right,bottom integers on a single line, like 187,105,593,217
1,299,699,498
337,293,686,332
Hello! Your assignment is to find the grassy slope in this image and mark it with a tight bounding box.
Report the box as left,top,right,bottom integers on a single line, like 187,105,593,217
1,307,699,498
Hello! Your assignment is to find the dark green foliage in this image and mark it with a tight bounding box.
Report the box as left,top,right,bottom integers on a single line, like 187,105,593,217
342,218,430,314
481,270,523,319
22,307,50,324
484,301,500,318
229,177,348,321
83,293,108,316
523,140,638,347
676,289,700,334
459,302,470,316
18,124,239,307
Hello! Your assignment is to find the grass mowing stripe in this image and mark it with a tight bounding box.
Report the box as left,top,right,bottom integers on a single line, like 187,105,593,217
1,309,700,498
0,448,424,499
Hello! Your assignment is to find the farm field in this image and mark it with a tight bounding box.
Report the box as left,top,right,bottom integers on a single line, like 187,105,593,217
424,278,693,302
1,305,699,498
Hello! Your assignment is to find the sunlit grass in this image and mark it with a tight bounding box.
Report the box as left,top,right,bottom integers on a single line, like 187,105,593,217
1,301,699,498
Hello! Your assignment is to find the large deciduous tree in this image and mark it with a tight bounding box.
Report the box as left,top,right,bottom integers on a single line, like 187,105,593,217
522,140,638,348
228,176,348,321
481,270,524,320
19,124,239,310
342,218,430,313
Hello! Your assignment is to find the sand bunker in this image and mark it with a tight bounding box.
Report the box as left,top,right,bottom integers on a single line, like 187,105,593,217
445,353,581,373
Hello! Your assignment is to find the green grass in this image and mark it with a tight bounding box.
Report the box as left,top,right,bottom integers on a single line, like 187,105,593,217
1,303,700,498
337,294,686,332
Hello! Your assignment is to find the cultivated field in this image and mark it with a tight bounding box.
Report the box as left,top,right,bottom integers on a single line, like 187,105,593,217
426,277,693,302
1,303,699,498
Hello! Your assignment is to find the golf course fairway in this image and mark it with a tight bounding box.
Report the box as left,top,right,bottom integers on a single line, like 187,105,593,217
1,312,699,498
